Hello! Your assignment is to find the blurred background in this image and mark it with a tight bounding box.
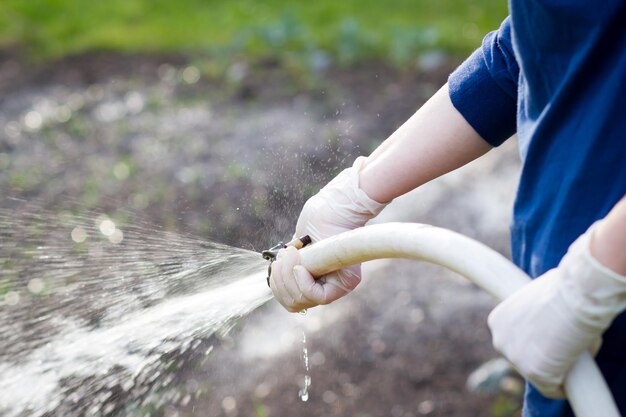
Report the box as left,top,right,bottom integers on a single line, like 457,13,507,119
0,1,524,417
0,0,508,244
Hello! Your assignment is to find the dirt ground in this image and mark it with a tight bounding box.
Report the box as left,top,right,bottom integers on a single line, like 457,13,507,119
0,52,523,417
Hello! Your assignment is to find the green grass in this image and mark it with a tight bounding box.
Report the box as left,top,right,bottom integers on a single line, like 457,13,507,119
0,0,507,64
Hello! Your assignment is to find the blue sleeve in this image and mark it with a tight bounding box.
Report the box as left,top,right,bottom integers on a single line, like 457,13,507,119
448,17,519,146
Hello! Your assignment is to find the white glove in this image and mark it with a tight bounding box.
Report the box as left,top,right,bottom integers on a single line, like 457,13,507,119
270,157,387,312
488,224,626,398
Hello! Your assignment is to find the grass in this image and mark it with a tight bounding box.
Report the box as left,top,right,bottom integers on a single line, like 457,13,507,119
0,0,507,64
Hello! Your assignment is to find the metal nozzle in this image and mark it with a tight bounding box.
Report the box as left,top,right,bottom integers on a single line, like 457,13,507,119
261,242,286,262
261,235,312,287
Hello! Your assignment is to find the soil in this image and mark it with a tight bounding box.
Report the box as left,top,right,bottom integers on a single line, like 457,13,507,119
0,51,523,417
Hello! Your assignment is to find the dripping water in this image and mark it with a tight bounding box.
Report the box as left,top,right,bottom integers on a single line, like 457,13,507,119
298,330,311,402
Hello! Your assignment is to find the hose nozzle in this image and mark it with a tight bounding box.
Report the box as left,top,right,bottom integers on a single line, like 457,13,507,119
261,235,311,286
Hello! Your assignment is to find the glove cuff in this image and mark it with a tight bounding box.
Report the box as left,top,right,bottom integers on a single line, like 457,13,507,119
350,157,388,216
560,222,626,330
318,157,388,222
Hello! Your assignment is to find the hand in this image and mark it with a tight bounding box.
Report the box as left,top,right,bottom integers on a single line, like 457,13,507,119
488,224,626,398
269,157,387,312
270,246,350,312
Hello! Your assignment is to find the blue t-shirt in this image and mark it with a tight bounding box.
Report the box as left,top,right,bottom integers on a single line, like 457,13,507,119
448,2,626,417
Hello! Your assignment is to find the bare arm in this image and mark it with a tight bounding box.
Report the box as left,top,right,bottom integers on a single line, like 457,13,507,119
359,83,492,203
591,195,626,275
359,83,626,278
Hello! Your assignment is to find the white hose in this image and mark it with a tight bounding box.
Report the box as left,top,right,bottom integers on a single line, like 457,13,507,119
298,223,620,417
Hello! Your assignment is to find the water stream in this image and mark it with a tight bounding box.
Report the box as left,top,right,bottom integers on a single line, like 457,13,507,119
0,200,271,417
298,330,311,402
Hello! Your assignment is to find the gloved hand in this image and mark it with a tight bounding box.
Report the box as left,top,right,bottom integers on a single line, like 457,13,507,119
488,224,626,398
270,157,387,312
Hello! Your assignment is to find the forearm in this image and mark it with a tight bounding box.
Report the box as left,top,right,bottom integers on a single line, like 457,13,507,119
591,195,626,275
359,83,492,203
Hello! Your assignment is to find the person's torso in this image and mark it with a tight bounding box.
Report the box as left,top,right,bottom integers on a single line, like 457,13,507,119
508,1,626,416
510,0,626,275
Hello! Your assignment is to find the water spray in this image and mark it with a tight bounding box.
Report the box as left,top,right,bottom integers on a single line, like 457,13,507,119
262,222,620,417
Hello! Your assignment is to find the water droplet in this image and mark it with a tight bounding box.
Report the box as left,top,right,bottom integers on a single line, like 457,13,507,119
418,399,435,415
24,111,43,130
71,226,88,243
298,389,309,402
299,309,307,315
221,396,237,412
27,278,45,294
4,291,20,306
182,66,201,84
108,229,124,244
99,219,116,236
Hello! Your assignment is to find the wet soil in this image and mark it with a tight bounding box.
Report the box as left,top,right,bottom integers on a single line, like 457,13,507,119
0,51,523,416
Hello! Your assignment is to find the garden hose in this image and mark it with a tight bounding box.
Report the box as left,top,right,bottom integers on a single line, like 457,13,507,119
288,222,620,417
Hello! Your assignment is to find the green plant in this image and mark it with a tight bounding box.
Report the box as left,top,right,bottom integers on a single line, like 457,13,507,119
0,0,508,66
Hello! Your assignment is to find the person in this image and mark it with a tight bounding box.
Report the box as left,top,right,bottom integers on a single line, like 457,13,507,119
269,2,626,416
